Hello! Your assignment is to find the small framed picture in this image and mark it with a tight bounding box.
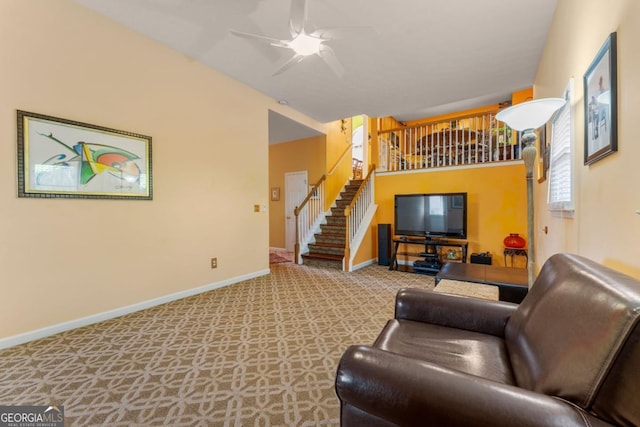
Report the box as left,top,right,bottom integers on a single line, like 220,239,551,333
270,187,280,201
583,32,617,165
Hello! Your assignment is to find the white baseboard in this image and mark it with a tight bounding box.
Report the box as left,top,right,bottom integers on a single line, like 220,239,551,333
0,269,270,351
352,258,377,271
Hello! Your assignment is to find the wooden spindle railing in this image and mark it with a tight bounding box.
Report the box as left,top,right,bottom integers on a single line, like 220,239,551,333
378,110,520,172
343,166,376,271
293,175,326,264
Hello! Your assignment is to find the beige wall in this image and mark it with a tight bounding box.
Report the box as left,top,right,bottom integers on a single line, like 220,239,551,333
534,0,640,277
0,0,325,342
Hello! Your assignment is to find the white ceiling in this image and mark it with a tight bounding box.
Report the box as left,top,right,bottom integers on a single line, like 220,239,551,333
75,0,557,139
268,110,323,144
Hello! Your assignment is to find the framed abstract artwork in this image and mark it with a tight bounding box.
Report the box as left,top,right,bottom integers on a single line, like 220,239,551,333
17,110,152,200
583,32,617,165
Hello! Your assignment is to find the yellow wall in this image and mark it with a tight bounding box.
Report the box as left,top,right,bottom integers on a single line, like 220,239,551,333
511,88,534,105
369,117,380,169
267,118,353,250
0,0,324,342
379,116,403,131
325,119,353,209
353,223,376,267
375,164,527,266
533,0,640,277
269,135,327,248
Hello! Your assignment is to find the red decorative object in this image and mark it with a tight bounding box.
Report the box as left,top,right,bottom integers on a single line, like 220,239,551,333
504,233,526,248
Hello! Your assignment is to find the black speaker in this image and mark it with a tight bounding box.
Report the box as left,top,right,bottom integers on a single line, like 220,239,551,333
378,224,392,266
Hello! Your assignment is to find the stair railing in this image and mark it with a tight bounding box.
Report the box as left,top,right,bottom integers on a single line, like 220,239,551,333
293,142,354,264
343,165,376,271
293,175,326,264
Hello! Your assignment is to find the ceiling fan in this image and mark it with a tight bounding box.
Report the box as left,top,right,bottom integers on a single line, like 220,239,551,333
230,0,345,77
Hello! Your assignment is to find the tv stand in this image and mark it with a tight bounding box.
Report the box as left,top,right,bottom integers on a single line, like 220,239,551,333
389,237,469,275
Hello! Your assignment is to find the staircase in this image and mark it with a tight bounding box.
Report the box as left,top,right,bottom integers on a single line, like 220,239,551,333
301,179,363,269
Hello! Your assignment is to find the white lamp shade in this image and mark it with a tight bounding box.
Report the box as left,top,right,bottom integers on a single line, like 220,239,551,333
496,98,566,131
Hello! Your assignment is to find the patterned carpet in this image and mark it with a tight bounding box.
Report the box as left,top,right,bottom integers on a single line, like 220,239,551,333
0,263,434,426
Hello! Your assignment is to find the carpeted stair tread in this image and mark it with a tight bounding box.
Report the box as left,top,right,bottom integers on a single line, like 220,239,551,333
315,232,344,238
308,243,345,256
301,178,363,269
309,241,344,248
320,226,346,235
302,252,344,261
325,216,346,225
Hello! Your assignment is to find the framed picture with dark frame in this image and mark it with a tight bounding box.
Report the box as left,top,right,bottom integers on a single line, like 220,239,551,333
17,110,153,200
583,32,617,165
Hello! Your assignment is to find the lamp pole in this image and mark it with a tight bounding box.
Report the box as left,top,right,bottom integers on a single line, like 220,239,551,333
496,97,566,288
521,129,537,287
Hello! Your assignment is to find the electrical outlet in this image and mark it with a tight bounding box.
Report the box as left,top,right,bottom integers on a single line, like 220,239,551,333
211,258,217,269
254,204,260,212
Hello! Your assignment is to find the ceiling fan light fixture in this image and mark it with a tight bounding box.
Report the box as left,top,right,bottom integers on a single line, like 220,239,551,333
229,0,344,76
287,33,323,56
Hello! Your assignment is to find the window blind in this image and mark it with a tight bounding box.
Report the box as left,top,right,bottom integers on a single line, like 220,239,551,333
548,79,574,212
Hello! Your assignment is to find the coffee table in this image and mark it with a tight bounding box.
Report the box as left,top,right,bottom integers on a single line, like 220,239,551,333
434,279,499,301
436,262,528,303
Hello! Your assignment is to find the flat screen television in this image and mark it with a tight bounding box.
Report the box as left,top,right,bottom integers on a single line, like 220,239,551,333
394,193,467,239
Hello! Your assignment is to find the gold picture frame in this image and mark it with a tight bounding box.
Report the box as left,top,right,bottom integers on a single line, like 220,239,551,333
17,110,152,200
271,187,280,201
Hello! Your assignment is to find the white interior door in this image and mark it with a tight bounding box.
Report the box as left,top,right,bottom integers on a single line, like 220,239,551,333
285,171,308,252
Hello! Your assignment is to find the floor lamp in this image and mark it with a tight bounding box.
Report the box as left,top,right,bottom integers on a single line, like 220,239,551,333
496,98,566,286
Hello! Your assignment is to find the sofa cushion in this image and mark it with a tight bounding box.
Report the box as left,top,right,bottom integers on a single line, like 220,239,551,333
374,319,515,385
505,253,640,425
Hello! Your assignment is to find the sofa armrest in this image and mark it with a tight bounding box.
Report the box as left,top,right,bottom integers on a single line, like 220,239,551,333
336,346,613,427
395,287,517,337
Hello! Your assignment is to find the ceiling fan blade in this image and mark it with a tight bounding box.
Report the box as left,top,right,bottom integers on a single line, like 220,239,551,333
312,26,375,40
319,44,344,78
272,54,305,76
289,0,307,36
229,29,282,45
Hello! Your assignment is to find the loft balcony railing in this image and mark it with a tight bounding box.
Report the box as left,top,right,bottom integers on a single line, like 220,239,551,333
378,110,522,172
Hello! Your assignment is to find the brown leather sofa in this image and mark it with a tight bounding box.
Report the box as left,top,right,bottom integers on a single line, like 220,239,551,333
335,253,640,426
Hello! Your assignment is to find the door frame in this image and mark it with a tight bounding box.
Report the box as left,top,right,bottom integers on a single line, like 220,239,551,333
284,170,308,252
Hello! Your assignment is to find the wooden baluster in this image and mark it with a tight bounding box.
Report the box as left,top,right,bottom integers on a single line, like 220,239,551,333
344,205,351,272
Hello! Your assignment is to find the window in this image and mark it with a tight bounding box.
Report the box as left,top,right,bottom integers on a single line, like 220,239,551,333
548,79,574,213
